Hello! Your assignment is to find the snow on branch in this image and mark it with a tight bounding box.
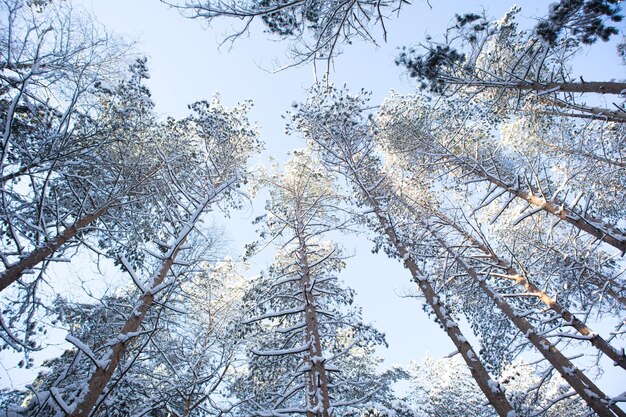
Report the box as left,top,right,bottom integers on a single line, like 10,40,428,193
49,387,75,415
252,342,311,357
244,306,306,324
65,335,101,369
512,207,543,226
276,321,307,334
120,255,147,293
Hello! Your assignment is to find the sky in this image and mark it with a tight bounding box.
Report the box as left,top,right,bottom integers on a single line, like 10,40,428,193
2,0,625,399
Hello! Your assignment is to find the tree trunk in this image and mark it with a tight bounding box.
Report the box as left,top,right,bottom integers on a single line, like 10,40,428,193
460,80,626,95
376,207,514,416
68,240,185,417
0,162,164,293
359,196,515,417
298,234,331,417
431,210,626,370
456,159,626,253
67,183,225,417
0,203,111,292
426,224,625,417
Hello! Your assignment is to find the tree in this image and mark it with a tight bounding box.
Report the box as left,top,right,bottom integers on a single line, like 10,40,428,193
396,2,625,121
375,92,626,253
406,355,589,417
0,56,180,364
234,151,393,416
290,85,517,417
376,93,626,414
5,258,247,417
291,84,626,417
0,0,163,357
0,93,260,417
167,0,410,72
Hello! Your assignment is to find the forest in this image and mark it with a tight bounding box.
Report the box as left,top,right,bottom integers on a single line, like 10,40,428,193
0,0,625,416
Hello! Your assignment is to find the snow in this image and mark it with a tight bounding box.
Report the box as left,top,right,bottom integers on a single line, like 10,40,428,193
310,355,325,364
65,335,100,368
583,388,600,399
536,86,561,96
120,255,147,293
49,387,75,414
106,331,146,346
445,319,458,328
612,392,626,403
507,411,518,417
487,379,502,393
467,349,477,361
562,366,576,375
244,306,306,324
414,273,426,282
252,342,310,356
276,321,307,334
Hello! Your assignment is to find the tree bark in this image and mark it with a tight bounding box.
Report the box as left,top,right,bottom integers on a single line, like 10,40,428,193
67,182,226,417
297,230,331,417
371,203,515,417
68,239,186,417
0,203,111,292
350,174,516,417
426,224,625,417
459,80,626,96
456,159,626,253
431,210,626,370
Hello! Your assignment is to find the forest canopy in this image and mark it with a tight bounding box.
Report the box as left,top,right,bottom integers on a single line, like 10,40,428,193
0,0,624,416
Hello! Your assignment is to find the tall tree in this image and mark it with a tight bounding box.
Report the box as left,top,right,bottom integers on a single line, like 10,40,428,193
0,0,165,356
0,57,173,361
0,95,260,417
235,151,394,416
167,0,410,72
290,85,517,417
406,355,589,417
396,3,625,121
6,258,247,417
375,92,626,253
291,84,626,417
